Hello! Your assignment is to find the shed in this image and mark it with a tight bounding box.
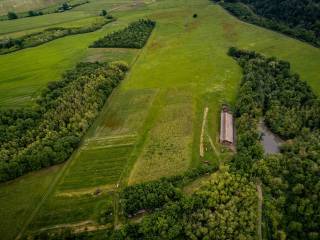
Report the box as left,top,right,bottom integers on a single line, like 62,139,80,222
220,106,234,145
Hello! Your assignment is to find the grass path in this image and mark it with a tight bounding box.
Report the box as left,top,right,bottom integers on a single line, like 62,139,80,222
257,183,263,240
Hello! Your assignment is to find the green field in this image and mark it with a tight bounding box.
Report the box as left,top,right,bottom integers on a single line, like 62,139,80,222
0,0,63,15
1,0,320,239
0,11,94,35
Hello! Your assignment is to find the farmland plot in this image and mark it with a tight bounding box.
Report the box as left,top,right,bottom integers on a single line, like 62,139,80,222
129,89,194,184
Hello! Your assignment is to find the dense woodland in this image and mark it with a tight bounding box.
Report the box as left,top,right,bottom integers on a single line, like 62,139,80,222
0,61,128,182
0,17,113,54
90,19,155,49
216,0,320,47
229,48,320,240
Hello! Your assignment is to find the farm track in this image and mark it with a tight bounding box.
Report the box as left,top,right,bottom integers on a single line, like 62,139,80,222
257,183,263,240
200,107,209,157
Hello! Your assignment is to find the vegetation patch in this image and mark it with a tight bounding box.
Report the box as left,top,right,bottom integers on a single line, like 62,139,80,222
90,19,155,49
0,17,113,54
0,61,128,183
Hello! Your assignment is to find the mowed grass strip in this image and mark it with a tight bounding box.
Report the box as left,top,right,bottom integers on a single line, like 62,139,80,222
58,145,133,191
27,192,111,231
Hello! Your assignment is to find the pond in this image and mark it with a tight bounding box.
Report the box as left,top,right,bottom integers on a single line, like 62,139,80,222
258,120,283,154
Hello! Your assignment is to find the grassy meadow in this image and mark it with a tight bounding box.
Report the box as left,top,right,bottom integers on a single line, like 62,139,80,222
0,0,320,238
0,0,63,16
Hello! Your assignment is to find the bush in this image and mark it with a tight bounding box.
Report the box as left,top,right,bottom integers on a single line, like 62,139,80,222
7,11,18,20
101,9,107,16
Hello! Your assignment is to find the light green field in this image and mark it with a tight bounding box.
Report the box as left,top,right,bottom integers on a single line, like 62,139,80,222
2,16,107,38
1,0,320,239
0,11,94,35
0,165,62,240
0,0,64,15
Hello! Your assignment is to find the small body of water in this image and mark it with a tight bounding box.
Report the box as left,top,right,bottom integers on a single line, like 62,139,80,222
258,120,283,154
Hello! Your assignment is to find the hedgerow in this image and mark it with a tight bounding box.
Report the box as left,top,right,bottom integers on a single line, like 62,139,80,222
0,17,114,55
90,19,155,49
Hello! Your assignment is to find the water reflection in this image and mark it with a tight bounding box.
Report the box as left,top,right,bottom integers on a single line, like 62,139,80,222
258,120,283,154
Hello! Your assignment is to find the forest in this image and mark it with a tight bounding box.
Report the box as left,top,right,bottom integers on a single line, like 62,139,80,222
0,17,114,54
216,0,320,47
90,19,156,49
0,61,128,182
229,48,320,240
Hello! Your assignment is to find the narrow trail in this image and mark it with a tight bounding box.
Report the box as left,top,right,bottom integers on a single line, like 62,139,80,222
207,133,221,163
200,107,209,157
257,183,263,240
36,220,93,233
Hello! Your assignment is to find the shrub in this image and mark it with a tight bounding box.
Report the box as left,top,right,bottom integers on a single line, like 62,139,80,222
7,11,18,20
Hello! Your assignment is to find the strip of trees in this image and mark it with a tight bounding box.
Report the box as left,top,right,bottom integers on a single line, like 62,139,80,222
120,164,217,216
0,61,128,183
112,171,258,240
229,48,320,240
215,0,320,47
0,17,114,55
90,19,155,49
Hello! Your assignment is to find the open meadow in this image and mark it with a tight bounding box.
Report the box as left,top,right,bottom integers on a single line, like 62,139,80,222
0,0,320,239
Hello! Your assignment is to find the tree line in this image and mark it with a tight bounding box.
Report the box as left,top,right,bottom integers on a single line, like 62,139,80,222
229,48,320,240
215,0,320,47
90,19,156,49
120,164,217,217
0,16,114,55
0,61,128,183
111,171,258,240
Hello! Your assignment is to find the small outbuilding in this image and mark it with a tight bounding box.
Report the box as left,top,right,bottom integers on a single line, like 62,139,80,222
220,105,234,145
